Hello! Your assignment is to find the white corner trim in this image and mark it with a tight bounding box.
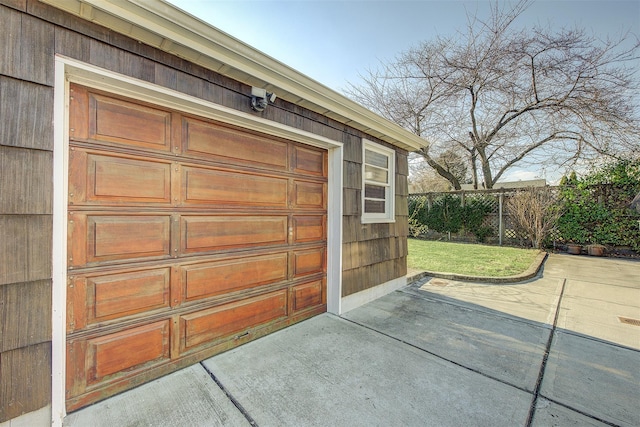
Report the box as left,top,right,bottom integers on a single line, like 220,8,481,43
326,146,344,315
340,276,407,314
51,57,70,427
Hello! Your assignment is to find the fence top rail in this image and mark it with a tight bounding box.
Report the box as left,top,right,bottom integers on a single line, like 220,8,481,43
409,186,559,197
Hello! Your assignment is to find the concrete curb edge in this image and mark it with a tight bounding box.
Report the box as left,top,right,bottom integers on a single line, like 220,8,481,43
407,251,549,285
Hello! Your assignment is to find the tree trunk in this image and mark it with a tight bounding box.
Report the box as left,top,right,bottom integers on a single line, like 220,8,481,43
418,148,462,190
470,150,478,189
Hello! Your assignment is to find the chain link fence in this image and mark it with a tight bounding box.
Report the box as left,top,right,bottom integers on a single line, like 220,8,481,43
408,187,562,246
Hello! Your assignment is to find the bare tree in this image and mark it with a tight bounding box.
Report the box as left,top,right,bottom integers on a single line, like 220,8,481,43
407,152,452,192
438,148,468,186
347,0,640,189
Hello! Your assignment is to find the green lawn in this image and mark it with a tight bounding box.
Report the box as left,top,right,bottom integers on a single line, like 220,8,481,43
407,239,540,277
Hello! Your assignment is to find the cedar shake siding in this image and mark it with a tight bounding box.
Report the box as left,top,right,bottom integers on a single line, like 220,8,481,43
341,138,409,297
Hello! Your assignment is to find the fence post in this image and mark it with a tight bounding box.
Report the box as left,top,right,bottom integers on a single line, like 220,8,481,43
498,192,504,246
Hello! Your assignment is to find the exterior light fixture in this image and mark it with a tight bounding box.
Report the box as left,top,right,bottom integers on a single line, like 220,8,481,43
251,86,276,112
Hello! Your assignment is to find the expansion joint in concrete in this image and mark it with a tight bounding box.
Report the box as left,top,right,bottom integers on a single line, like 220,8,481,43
341,316,531,395
525,278,566,426
200,362,260,427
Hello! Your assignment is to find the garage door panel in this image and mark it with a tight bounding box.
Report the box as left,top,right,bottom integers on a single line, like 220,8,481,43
183,166,288,208
69,214,172,267
68,269,171,331
182,253,288,302
67,277,88,333
67,85,327,410
291,279,324,313
180,290,288,352
69,85,90,140
89,93,172,151
69,149,172,205
182,215,288,254
293,215,326,243
91,268,171,322
293,247,326,278
293,180,326,209
184,117,288,170
86,320,171,384
293,146,326,177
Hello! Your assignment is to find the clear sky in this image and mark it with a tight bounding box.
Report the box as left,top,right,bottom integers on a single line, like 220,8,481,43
168,0,639,92
166,0,639,182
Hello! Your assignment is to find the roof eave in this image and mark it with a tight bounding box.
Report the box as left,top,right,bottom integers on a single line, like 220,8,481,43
42,0,425,152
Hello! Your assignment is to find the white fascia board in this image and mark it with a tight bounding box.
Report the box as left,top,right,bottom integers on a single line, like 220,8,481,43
41,0,426,152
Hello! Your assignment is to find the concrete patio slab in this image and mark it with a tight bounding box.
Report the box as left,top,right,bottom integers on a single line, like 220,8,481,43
543,254,639,288
412,275,563,325
557,279,640,350
540,331,640,427
63,364,251,427
203,314,532,427
342,289,548,391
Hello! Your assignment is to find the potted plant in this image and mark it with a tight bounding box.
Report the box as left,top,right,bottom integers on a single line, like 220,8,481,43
587,231,610,256
566,243,582,255
558,220,587,255
587,244,606,256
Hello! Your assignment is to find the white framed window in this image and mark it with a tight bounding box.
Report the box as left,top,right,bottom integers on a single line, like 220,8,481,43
362,139,395,223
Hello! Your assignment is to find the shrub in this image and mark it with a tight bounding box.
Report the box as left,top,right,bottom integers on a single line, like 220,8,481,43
557,159,640,251
425,194,464,234
507,187,563,249
408,196,429,237
408,194,493,242
463,197,494,243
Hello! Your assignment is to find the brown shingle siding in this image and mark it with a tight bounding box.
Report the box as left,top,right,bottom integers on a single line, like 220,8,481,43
0,342,52,421
20,12,55,85
0,76,54,151
0,280,52,353
0,7,54,86
343,136,362,163
0,146,53,214
341,148,409,297
343,161,361,190
26,0,111,44
0,0,26,11
0,215,52,286
0,6,24,79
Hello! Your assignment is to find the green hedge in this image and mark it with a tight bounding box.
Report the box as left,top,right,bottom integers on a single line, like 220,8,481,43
409,159,640,251
408,194,493,242
557,159,640,251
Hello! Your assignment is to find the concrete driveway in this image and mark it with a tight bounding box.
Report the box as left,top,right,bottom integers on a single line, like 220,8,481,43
64,254,640,427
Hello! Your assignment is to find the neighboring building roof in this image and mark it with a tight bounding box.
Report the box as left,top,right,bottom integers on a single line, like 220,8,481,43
460,179,547,190
43,0,425,152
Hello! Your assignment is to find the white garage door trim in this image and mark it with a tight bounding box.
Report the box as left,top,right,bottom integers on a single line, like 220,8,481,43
52,55,343,426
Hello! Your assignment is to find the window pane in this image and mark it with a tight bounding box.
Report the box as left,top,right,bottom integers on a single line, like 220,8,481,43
365,149,388,168
362,140,395,223
365,184,386,199
364,165,388,183
365,199,386,213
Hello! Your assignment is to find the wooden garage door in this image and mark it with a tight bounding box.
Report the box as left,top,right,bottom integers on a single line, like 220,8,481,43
65,84,327,411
